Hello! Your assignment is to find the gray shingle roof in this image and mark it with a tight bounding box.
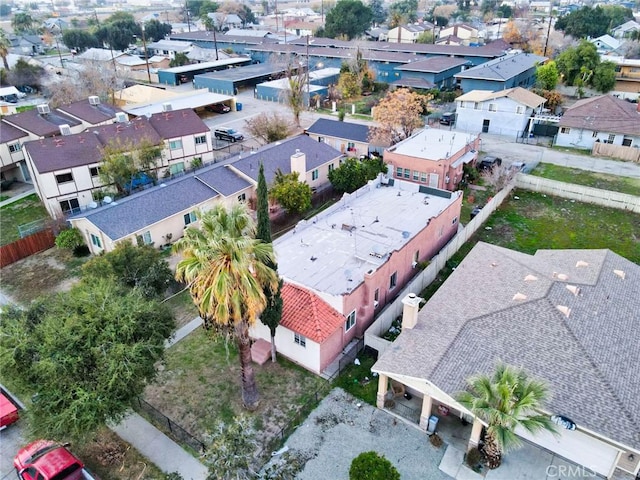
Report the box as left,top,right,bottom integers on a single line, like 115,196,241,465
455,52,546,81
72,163,251,240
558,95,640,136
3,108,82,137
24,133,104,173
305,119,370,144
0,120,29,143
93,116,163,147
148,108,208,139
373,242,640,450
228,135,342,184
57,99,122,126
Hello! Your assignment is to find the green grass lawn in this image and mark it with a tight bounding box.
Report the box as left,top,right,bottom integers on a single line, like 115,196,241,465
531,164,640,197
0,194,49,245
333,348,379,406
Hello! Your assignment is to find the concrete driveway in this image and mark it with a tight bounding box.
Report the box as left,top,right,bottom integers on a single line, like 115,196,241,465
0,420,25,479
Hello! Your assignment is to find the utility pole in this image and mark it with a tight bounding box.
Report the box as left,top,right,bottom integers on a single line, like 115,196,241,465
141,23,151,83
212,25,219,61
306,34,310,108
185,0,191,32
544,12,553,57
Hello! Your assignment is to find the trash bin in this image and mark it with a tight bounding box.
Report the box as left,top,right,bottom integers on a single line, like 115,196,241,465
427,415,439,435
236,102,243,111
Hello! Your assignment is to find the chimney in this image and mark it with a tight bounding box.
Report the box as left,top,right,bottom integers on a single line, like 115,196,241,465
290,149,306,182
401,293,422,330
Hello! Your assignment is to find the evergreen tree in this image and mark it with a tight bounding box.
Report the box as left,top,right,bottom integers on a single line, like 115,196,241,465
256,163,283,362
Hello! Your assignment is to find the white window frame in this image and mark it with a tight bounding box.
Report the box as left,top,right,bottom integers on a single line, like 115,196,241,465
184,211,197,225
488,103,497,112
389,272,398,290
90,166,100,177
345,310,356,331
474,102,481,110
312,169,319,181
238,193,246,202
8,143,21,153
396,166,403,178
55,172,74,184
606,134,615,144
516,106,524,114
194,135,207,145
169,139,183,150
169,162,185,175
560,127,570,134
90,233,102,249
294,332,306,347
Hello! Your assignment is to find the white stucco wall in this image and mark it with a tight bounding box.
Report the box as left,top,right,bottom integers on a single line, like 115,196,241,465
555,127,640,150
456,97,533,137
250,321,322,373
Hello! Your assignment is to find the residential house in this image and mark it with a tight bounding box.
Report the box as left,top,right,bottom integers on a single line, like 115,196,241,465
454,52,546,92
304,118,372,157
529,0,551,14
9,34,44,56
608,57,640,97
455,87,546,136
590,35,624,55
611,20,640,39
387,23,434,44
372,242,640,479
437,24,479,45
555,95,640,149
251,176,463,374
393,57,470,90
56,96,123,130
0,121,30,184
68,164,253,254
146,39,192,60
207,12,243,30
226,134,343,193
384,127,480,191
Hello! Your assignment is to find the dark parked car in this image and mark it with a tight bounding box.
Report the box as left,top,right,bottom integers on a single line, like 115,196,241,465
206,103,231,114
478,156,502,171
439,112,455,125
214,127,244,143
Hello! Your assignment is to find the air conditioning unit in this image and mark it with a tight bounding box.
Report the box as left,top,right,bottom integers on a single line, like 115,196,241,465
37,104,50,115
89,95,100,106
115,112,128,123
162,102,173,112
59,124,71,136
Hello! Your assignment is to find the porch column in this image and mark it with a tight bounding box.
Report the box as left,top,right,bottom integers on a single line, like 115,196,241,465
376,374,388,409
418,394,433,431
467,418,483,451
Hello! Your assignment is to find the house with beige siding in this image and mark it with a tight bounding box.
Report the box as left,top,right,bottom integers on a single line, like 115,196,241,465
0,121,30,184
304,118,372,157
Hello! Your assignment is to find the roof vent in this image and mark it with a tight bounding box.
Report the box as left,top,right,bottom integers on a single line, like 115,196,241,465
565,285,580,296
37,104,50,115
512,292,527,301
556,305,571,317
613,269,626,280
59,124,71,136
103,196,113,204
576,260,589,268
553,272,569,281
115,112,128,123
89,95,100,106
524,274,538,282
162,102,173,112
341,223,356,232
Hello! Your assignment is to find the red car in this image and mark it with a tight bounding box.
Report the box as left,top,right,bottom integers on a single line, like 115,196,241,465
0,390,19,429
14,440,98,480
205,103,231,114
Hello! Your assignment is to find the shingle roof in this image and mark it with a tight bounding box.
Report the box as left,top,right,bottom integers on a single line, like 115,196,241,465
71,162,251,240
24,134,103,173
305,119,370,143
373,242,640,450
455,53,546,81
57,99,122,125
456,87,546,108
3,108,82,137
558,95,640,136
148,108,208,139
93,116,163,148
228,135,342,184
280,283,345,343
0,120,29,143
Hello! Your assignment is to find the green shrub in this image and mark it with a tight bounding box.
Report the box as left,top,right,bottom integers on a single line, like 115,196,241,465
55,227,85,251
349,451,400,480
465,447,485,470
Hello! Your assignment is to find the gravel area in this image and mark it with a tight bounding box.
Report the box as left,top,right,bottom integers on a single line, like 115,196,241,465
261,388,451,480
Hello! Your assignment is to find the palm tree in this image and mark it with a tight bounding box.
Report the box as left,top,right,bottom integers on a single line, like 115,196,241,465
457,363,557,469
11,13,35,35
0,28,10,71
173,204,278,410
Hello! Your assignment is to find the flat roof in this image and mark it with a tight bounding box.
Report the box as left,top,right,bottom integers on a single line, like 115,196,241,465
159,57,250,74
274,177,459,296
123,91,232,116
195,62,287,82
388,127,479,161
258,77,327,91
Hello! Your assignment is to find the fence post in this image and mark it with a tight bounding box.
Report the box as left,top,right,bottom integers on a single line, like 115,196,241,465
167,417,173,433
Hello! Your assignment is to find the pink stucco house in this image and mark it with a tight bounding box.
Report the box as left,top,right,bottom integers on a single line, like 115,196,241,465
250,175,463,374
384,127,480,191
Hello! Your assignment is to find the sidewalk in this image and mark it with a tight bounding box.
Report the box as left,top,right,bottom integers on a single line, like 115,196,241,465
110,316,208,479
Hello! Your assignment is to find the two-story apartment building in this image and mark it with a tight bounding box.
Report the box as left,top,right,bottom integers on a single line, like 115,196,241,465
387,23,434,44
384,127,480,191
56,96,123,130
455,87,547,136
0,121,30,184
250,176,463,374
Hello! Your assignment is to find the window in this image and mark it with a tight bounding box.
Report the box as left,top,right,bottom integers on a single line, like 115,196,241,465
59,198,79,213
452,216,458,225
488,103,497,112
622,137,632,147
312,169,319,180
403,169,410,179
420,172,427,183
294,332,306,347
195,135,207,145
474,102,481,110
374,288,379,304
184,211,197,225
396,166,403,178
328,163,335,173
318,136,325,143
347,142,355,151
560,127,571,134
90,166,100,177
413,250,420,263
90,233,102,249
345,310,356,331
137,231,152,245
55,172,73,184
458,101,465,109
516,106,524,114
592,131,599,138
169,162,185,175
606,134,615,144
238,193,246,202
389,271,397,290
169,139,183,150
8,143,21,153
412,170,419,181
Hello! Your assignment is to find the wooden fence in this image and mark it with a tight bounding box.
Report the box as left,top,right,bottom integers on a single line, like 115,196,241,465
0,228,55,268
592,142,640,163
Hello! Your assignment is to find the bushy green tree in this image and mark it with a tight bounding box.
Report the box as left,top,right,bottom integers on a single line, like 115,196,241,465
143,19,172,42
0,279,174,441
369,0,386,25
55,227,85,251
555,41,599,86
388,0,418,22
94,12,140,51
204,416,256,480
554,5,633,39
269,170,312,214
324,0,373,40
349,451,400,480
592,61,617,93
328,157,387,193
62,29,100,52
169,52,190,67
7,59,45,91
536,61,559,90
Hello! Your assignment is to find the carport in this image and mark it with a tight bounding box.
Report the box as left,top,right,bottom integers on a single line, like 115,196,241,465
194,63,289,95
122,91,234,117
157,57,252,86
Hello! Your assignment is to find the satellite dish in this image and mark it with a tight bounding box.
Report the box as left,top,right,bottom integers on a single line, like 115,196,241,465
88,201,98,209
103,196,113,204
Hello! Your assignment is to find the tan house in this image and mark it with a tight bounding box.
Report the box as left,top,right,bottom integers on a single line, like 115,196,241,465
384,127,480,191
372,242,640,479
437,23,479,46
611,57,640,96
304,118,374,157
387,23,434,44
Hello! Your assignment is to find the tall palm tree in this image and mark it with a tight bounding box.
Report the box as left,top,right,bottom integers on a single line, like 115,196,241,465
0,28,11,70
457,363,557,469
173,204,278,410
11,13,35,35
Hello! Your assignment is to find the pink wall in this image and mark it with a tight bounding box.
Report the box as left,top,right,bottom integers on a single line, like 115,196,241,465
341,193,463,338
319,327,345,373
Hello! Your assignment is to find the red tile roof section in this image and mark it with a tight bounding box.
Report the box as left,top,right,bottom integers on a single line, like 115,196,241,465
280,283,345,343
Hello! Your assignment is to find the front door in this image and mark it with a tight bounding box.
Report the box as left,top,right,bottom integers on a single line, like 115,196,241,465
428,173,439,188
482,119,490,133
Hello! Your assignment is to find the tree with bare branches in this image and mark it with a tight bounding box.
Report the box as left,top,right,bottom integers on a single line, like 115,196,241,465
370,88,429,144
245,112,294,144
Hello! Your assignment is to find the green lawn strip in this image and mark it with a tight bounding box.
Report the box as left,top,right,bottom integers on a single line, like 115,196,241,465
0,194,49,245
142,329,327,456
531,164,640,197
333,349,378,406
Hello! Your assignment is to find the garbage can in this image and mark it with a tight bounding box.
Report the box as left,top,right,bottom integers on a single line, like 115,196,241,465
236,102,243,111
427,415,439,435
